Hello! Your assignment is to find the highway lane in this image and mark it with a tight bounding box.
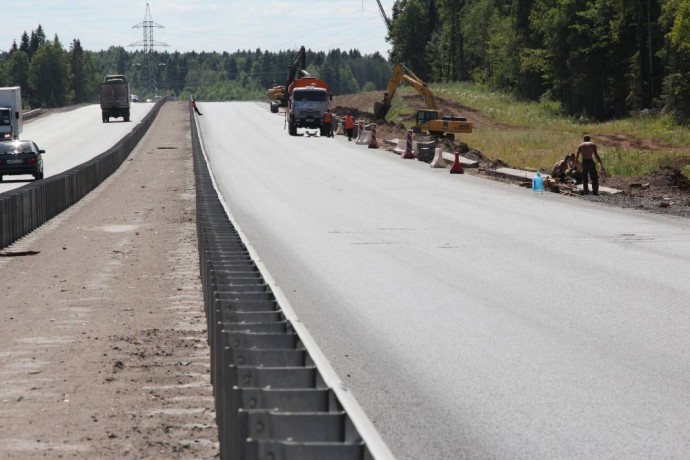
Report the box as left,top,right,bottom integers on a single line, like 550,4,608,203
0,103,154,193
197,101,690,459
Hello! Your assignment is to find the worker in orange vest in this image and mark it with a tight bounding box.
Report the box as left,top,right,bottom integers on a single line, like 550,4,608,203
344,112,355,141
324,109,333,138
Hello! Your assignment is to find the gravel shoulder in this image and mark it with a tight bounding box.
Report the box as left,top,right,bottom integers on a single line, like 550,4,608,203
0,102,218,459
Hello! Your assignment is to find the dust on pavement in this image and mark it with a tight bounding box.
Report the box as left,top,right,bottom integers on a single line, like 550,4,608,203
0,102,218,459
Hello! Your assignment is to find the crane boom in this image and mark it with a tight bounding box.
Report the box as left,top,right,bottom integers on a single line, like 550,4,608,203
375,0,391,30
283,46,308,106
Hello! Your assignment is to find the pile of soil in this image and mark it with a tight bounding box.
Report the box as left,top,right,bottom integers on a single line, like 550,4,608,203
331,92,690,218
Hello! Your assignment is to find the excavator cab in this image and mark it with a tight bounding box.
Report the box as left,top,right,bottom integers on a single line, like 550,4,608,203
416,109,440,127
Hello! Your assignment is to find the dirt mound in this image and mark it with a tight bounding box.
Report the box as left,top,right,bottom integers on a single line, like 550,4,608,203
331,91,502,130
601,166,690,196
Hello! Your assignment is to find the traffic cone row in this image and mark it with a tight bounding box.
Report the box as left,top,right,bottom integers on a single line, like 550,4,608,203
346,120,466,177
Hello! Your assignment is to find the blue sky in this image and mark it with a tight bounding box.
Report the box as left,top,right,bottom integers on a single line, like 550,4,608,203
2,0,394,55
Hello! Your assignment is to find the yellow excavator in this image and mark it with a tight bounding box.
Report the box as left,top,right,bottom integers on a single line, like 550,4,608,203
267,46,309,113
374,63,472,139
267,85,285,111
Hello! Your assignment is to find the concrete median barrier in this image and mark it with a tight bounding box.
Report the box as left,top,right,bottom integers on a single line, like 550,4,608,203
190,109,395,460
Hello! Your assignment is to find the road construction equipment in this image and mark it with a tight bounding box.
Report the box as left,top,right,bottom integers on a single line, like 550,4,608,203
267,45,310,112
374,63,472,139
267,85,285,112
287,77,330,136
375,0,391,30
278,46,331,136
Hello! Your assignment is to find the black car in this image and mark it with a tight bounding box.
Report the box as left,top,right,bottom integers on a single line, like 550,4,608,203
0,140,45,182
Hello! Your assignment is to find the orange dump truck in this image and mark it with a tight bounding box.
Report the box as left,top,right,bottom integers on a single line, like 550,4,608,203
287,77,330,136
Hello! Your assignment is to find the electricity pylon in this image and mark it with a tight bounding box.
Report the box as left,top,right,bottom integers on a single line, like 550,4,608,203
129,3,168,94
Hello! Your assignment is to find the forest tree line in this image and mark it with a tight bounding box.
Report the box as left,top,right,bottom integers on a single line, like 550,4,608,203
0,25,391,109
2,0,690,125
387,0,690,122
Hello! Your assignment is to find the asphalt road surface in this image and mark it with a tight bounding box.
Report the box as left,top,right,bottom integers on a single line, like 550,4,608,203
0,103,154,193
196,101,690,459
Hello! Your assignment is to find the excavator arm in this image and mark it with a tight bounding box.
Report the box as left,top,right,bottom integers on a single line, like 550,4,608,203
283,46,308,106
374,63,437,120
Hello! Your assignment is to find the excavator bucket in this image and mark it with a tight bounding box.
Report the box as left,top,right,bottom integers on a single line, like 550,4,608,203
374,101,391,120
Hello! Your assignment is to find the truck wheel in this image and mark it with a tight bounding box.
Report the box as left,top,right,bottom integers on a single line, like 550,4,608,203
288,120,297,136
124,109,131,122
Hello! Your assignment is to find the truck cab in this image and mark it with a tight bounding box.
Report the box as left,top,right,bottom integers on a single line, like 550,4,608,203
0,86,23,140
287,78,330,136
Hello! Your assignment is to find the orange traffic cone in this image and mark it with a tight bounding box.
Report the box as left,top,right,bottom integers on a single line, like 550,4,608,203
450,152,464,174
401,130,414,159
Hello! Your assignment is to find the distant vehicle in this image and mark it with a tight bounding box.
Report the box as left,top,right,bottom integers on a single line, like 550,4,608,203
0,86,23,140
0,139,45,182
100,75,131,122
131,94,139,103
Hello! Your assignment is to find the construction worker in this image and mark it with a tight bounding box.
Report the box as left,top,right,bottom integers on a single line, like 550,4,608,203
324,109,333,137
344,112,355,141
551,153,582,184
575,135,605,195
191,96,202,116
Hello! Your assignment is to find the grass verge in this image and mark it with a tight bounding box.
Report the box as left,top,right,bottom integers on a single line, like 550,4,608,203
392,82,690,177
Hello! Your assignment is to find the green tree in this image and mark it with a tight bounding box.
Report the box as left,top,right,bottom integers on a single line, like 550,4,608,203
29,38,69,107
389,0,437,79
69,39,89,103
0,56,7,86
7,50,32,105
29,25,47,57
19,32,30,55
660,0,690,121
530,0,625,119
8,50,31,95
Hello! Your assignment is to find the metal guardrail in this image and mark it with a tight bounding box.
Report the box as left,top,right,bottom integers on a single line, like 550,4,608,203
0,99,167,250
190,109,395,460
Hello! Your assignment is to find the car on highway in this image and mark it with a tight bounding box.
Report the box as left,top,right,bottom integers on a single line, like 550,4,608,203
131,94,139,102
0,140,45,182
